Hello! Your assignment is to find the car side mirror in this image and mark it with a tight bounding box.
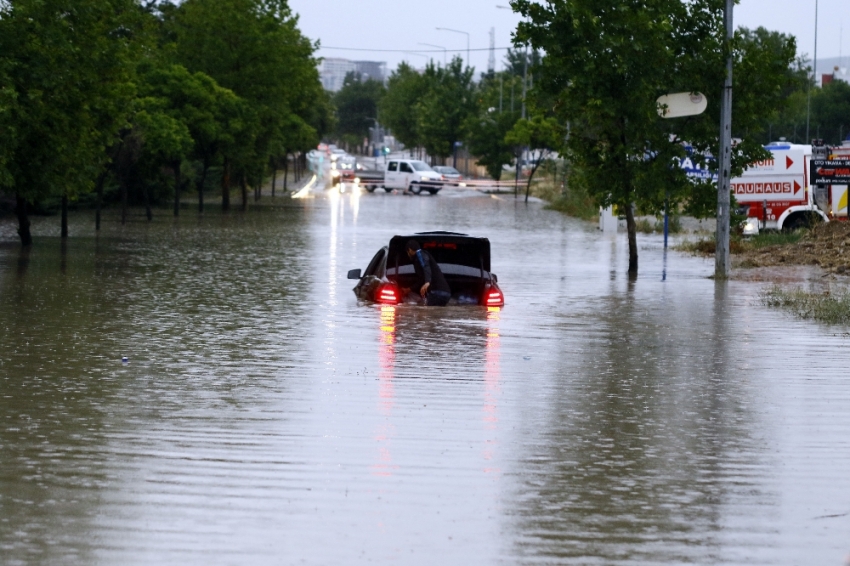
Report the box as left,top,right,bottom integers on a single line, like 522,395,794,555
347,268,362,280
491,273,498,283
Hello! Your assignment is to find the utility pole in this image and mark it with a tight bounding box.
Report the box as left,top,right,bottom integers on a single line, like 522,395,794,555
715,0,734,279
488,27,496,74
806,0,819,143
521,45,528,119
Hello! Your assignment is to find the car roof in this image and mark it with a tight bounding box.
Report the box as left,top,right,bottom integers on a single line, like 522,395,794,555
388,232,491,272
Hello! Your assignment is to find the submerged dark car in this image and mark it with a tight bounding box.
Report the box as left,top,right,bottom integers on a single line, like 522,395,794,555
347,231,505,307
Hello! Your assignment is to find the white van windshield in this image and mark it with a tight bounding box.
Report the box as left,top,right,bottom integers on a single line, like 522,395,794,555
410,161,433,172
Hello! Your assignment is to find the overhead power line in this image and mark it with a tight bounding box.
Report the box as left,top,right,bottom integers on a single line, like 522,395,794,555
318,46,516,53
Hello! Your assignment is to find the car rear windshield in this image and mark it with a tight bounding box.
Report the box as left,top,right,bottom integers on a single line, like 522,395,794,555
410,161,433,172
386,235,491,279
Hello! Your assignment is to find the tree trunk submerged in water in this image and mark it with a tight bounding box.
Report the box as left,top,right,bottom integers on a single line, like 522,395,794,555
16,193,32,246
61,193,69,239
625,201,638,275
173,161,181,217
240,174,248,211
198,160,209,214
95,170,107,232
222,158,231,212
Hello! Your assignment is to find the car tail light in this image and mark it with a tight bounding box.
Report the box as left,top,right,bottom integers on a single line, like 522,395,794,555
378,284,400,305
485,288,504,307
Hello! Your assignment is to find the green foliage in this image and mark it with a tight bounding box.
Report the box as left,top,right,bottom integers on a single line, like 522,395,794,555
379,62,425,150
466,109,518,180
503,48,541,78
0,0,140,204
749,231,804,248
811,80,850,145
416,57,476,160
173,0,321,180
515,0,794,271
504,115,562,151
334,72,385,145
463,73,521,179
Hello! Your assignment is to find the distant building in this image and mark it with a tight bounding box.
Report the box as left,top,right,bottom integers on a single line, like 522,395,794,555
320,58,387,92
822,66,849,86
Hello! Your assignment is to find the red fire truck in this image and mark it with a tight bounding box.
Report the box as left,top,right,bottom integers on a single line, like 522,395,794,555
738,139,850,235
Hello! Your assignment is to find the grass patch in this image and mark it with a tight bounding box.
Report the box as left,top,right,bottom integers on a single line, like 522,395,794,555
748,231,804,249
636,216,684,234
676,237,746,255
636,218,654,234
546,190,598,221
760,286,850,324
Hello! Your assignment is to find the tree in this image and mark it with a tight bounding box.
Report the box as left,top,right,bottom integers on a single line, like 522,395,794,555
334,72,385,150
465,72,523,180
516,0,794,274
503,47,541,78
505,114,564,202
137,62,248,214
379,62,426,152
0,0,139,245
173,0,321,210
811,80,850,145
0,58,15,191
417,57,476,163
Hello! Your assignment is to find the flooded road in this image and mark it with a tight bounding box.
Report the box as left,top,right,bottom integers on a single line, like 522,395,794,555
2,186,850,565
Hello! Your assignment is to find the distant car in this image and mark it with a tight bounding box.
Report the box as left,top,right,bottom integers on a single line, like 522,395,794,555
433,166,463,185
330,148,348,161
347,231,505,307
337,157,357,182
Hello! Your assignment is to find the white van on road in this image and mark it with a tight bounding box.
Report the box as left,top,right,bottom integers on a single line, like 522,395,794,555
384,159,444,195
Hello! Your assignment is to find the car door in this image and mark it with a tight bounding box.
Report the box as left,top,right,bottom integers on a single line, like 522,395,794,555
398,161,413,189
355,248,387,300
385,161,399,188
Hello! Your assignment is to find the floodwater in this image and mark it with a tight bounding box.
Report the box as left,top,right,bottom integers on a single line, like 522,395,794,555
1,185,850,565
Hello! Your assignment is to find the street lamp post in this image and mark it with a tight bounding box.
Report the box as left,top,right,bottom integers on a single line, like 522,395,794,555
806,0,819,143
496,5,528,118
418,43,447,65
436,27,470,67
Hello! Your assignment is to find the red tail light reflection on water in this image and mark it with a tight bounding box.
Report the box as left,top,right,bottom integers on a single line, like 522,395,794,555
373,305,397,477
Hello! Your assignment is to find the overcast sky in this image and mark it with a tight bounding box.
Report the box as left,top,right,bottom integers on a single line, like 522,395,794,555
288,0,848,74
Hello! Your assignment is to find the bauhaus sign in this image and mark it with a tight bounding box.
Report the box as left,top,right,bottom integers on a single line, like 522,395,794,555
810,160,850,185
731,178,803,202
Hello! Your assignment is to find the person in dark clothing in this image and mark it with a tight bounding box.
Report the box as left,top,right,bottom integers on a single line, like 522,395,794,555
405,240,452,306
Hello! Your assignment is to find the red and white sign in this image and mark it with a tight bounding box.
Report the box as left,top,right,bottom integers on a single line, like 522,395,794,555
742,149,805,176
732,176,804,202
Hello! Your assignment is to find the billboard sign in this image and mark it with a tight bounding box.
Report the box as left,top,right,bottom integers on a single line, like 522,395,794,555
742,149,805,176
810,159,850,185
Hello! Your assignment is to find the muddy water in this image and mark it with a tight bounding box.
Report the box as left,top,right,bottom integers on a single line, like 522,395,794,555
1,187,849,565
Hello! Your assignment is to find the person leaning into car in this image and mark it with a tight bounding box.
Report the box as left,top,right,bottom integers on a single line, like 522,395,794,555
404,240,451,306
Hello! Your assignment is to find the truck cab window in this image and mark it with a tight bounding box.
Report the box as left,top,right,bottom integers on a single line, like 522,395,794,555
387,162,398,172
400,162,413,173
